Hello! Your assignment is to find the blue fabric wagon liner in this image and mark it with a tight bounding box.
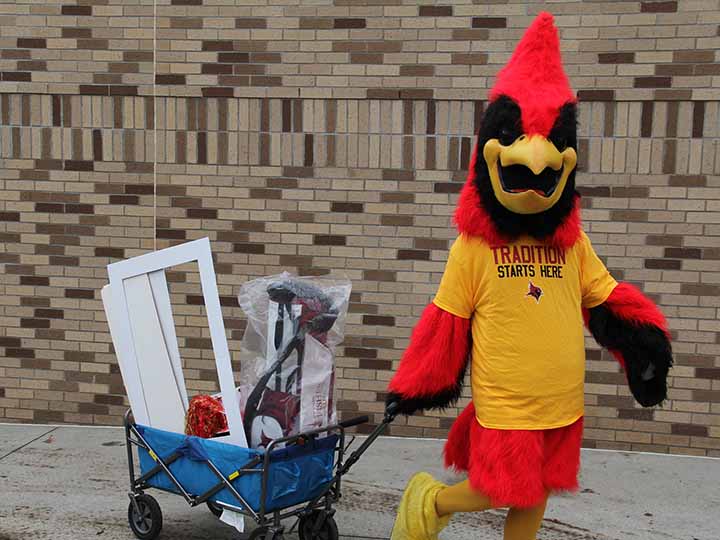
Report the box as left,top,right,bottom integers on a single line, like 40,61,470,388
136,424,337,513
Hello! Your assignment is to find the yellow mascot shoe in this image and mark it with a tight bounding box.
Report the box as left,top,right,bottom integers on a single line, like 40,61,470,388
391,472,452,540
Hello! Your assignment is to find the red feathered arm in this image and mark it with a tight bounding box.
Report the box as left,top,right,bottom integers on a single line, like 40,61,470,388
386,303,471,415
585,282,673,407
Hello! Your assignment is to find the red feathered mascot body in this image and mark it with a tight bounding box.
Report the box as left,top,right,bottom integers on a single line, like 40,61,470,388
387,13,673,540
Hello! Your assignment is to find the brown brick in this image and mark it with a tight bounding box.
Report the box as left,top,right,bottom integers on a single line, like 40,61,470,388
124,51,153,62
332,202,364,213
452,29,490,40
598,52,635,64
673,50,715,63
21,276,50,286
381,215,413,226
671,423,707,437
61,5,92,15
399,65,434,77
17,38,46,48
109,194,140,205
157,229,187,240
434,182,463,194
641,1,677,12
647,235,683,247
79,85,109,95
577,90,614,101
2,50,31,59
95,394,125,406
77,39,109,50
202,87,235,97
280,255,313,267
7,348,34,358
363,315,395,327
2,72,31,82
34,309,63,319
363,270,396,282
419,6,452,16
351,53,384,64
187,208,218,219
334,18,366,29
66,289,94,299
400,89,434,100
171,0,202,4
155,74,186,85
233,243,265,254
65,203,94,214
397,249,430,261
235,18,267,29
35,201,66,212
217,75,249,85
680,283,720,296
345,347,377,358
314,235,346,246
0,211,20,221
202,64,232,75
656,64,694,77
202,40,234,52
21,318,50,329
0,337,22,348
283,166,314,178
472,17,506,28
359,359,391,370
664,248,701,259
95,247,124,258
696,368,720,380
451,53,488,65
644,259,682,270
634,77,672,88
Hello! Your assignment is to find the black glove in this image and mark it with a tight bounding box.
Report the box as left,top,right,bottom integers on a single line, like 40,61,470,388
623,326,673,407
385,391,418,418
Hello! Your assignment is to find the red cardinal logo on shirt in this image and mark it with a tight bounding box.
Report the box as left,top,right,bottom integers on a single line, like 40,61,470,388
526,281,543,303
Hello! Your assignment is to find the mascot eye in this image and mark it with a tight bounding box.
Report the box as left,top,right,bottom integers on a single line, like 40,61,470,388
499,127,515,146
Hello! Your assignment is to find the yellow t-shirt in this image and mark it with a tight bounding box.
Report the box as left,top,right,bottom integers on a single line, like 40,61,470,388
433,231,617,430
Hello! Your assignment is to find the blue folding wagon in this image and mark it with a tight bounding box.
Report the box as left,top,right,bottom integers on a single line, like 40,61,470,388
123,407,397,540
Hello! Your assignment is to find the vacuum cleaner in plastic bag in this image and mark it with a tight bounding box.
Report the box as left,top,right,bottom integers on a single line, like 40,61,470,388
237,272,351,449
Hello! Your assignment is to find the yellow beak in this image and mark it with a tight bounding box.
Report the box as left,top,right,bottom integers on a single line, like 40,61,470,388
483,135,577,215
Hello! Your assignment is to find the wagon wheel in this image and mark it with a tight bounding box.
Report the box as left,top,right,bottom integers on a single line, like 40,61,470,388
206,500,223,518
298,511,339,540
127,494,163,540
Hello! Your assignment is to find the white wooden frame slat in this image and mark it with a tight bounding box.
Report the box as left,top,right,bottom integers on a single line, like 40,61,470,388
102,237,247,447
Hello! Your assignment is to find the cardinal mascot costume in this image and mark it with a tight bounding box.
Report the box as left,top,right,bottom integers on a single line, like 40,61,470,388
386,13,673,540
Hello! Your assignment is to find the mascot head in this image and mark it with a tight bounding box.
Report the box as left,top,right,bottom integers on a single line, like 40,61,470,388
455,12,580,248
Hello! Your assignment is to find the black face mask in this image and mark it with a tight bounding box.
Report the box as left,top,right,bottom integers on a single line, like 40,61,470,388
473,96,579,241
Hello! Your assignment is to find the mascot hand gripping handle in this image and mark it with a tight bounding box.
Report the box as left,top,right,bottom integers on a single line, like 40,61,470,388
386,12,673,540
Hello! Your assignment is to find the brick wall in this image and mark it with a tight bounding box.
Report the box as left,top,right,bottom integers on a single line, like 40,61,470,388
0,0,718,457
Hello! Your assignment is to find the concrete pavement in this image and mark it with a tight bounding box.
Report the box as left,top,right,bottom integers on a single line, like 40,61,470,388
0,423,717,540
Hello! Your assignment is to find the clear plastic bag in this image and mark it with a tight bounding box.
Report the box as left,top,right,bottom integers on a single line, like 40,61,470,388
236,272,351,449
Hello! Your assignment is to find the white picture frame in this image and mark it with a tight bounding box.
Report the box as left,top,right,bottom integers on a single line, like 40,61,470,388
101,237,247,447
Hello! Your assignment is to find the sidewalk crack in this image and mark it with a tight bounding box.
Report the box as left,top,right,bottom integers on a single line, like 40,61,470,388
0,427,59,462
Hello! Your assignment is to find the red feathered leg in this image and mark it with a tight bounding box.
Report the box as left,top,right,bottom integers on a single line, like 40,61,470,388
585,282,673,407
386,303,471,415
